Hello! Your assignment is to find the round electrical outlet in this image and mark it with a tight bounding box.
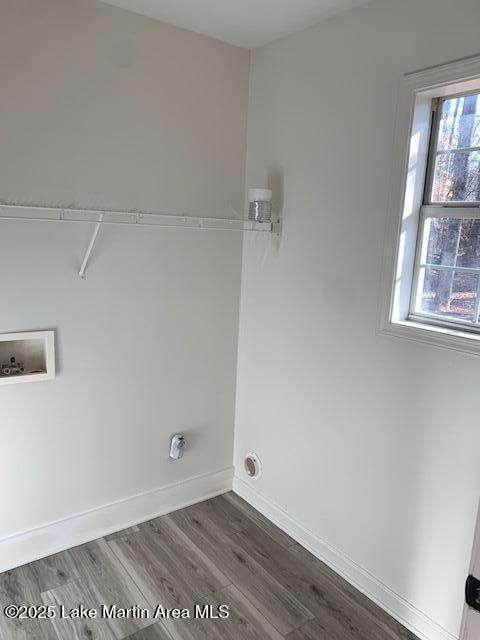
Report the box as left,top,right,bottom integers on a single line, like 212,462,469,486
244,452,262,480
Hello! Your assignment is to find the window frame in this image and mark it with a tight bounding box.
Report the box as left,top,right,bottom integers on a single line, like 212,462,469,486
378,55,480,357
423,89,480,207
409,206,480,332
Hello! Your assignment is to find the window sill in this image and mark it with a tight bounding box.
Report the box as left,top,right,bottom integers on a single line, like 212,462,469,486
378,318,480,357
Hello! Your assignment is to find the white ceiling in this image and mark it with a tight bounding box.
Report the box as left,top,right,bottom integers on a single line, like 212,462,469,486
100,0,371,48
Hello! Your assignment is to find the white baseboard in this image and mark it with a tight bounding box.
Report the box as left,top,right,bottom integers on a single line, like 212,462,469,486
233,476,457,640
0,466,233,573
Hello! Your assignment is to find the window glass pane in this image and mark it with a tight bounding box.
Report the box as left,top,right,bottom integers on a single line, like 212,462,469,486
425,218,460,266
457,219,480,268
418,267,478,322
437,94,480,152
425,217,480,268
431,150,480,202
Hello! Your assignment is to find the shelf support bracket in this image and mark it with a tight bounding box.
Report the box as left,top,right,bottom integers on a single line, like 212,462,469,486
79,213,104,279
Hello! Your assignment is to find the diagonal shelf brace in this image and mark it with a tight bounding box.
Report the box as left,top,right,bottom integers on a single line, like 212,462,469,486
79,213,104,279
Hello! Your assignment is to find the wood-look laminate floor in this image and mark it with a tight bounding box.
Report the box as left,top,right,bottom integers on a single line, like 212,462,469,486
0,492,419,640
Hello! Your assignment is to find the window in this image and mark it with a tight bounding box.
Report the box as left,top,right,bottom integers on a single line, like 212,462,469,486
410,91,480,331
379,55,480,355
427,93,480,205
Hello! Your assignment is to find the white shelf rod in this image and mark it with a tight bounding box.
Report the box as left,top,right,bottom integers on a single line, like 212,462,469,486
0,203,279,233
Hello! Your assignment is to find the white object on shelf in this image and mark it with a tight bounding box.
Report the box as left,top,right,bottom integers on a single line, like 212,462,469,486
248,188,273,223
0,331,55,386
248,188,272,203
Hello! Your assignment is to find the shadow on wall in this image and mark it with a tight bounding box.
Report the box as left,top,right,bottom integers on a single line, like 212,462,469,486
268,166,284,222
267,166,284,254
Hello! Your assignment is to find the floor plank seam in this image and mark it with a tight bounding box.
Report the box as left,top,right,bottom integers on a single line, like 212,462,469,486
0,493,421,640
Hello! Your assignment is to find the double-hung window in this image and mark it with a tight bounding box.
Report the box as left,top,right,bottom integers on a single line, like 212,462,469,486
380,56,480,354
411,91,480,331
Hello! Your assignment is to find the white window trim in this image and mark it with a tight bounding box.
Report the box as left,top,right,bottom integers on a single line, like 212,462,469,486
378,54,480,357
410,206,480,332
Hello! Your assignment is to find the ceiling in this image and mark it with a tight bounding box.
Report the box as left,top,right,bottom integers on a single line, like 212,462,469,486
99,0,371,48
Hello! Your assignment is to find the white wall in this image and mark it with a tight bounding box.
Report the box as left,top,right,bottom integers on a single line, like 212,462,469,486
0,0,249,559
234,0,480,638
3,1,480,636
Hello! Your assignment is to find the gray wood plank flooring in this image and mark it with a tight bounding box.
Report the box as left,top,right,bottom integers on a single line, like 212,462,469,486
0,492,419,640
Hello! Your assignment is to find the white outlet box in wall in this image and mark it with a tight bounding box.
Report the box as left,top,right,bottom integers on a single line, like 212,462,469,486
0,331,55,386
